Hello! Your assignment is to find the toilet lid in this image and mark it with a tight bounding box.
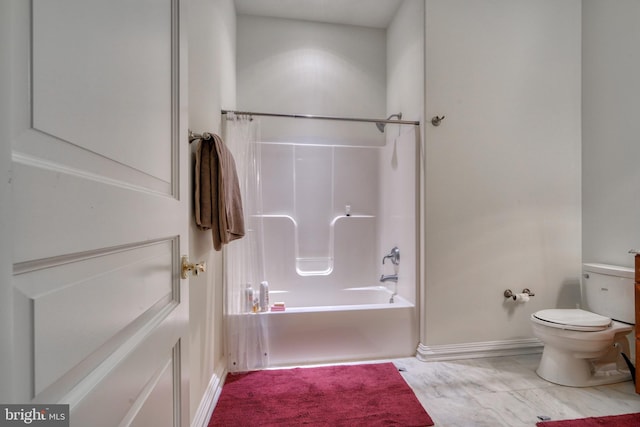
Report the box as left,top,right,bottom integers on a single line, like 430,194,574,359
532,309,611,331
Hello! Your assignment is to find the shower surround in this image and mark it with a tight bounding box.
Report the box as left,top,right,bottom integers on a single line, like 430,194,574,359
261,142,378,278
257,138,417,366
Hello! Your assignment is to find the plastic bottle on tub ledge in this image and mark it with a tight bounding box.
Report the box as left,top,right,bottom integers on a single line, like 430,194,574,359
244,284,255,313
259,281,270,312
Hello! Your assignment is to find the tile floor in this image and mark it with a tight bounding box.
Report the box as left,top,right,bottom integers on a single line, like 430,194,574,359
392,354,640,427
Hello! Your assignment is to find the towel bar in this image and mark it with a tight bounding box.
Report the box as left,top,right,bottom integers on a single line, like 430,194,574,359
188,129,213,143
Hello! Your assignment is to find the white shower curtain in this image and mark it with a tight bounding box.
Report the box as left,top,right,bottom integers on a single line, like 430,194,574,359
223,113,269,372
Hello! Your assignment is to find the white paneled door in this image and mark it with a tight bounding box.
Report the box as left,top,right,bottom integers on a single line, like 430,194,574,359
1,1,190,426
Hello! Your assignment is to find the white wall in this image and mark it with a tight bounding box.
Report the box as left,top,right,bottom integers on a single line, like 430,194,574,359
387,0,424,121
237,15,386,119
582,0,640,268
187,0,235,421
423,0,582,346
236,14,387,146
381,0,424,305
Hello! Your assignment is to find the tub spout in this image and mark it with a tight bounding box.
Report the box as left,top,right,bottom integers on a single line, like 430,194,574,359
380,274,398,283
380,274,398,303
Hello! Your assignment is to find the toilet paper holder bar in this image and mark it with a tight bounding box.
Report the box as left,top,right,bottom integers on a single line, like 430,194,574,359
504,288,535,300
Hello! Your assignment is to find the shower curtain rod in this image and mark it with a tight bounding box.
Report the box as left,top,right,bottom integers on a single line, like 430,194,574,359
221,109,420,126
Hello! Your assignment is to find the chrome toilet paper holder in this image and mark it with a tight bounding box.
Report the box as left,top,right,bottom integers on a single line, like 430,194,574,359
504,288,535,300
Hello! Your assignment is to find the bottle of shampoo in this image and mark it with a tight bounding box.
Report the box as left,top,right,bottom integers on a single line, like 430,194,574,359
259,281,269,312
244,284,254,313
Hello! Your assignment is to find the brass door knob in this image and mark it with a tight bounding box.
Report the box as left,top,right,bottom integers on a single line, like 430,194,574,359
181,255,206,279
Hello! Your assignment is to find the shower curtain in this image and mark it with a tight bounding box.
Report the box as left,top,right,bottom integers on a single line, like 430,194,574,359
223,113,269,372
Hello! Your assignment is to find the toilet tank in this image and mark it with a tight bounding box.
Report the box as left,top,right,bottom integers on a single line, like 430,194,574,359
582,263,635,324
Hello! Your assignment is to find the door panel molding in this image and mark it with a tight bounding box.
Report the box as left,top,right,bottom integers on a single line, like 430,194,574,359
30,0,179,189
13,237,180,401
13,133,173,195
68,333,184,427
19,0,182,197
11,161,184,263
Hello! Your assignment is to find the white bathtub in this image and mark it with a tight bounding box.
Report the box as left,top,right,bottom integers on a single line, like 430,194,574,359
265,286,417,367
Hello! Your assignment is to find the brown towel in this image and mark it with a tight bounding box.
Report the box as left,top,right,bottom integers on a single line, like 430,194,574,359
195,134,245,250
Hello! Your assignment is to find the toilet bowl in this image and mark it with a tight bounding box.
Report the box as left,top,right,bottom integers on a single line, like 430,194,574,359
530,263,635,387
531,309,632,387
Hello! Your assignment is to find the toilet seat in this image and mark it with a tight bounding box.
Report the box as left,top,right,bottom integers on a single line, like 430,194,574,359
532,309,611,332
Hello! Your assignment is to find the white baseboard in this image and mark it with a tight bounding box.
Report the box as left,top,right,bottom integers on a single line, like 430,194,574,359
416,338,543,362
190,361,228,427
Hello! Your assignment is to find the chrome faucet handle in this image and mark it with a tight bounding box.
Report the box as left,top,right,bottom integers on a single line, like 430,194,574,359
382,247,400,265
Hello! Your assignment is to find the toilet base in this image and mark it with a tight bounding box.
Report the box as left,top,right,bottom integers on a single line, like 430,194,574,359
536,344,631,387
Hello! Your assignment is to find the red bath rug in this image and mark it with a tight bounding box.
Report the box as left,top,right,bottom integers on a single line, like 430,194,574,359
208,362,434,426
536,412,640,427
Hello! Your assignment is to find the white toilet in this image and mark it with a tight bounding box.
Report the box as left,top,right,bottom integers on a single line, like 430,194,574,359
530,263,635,387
